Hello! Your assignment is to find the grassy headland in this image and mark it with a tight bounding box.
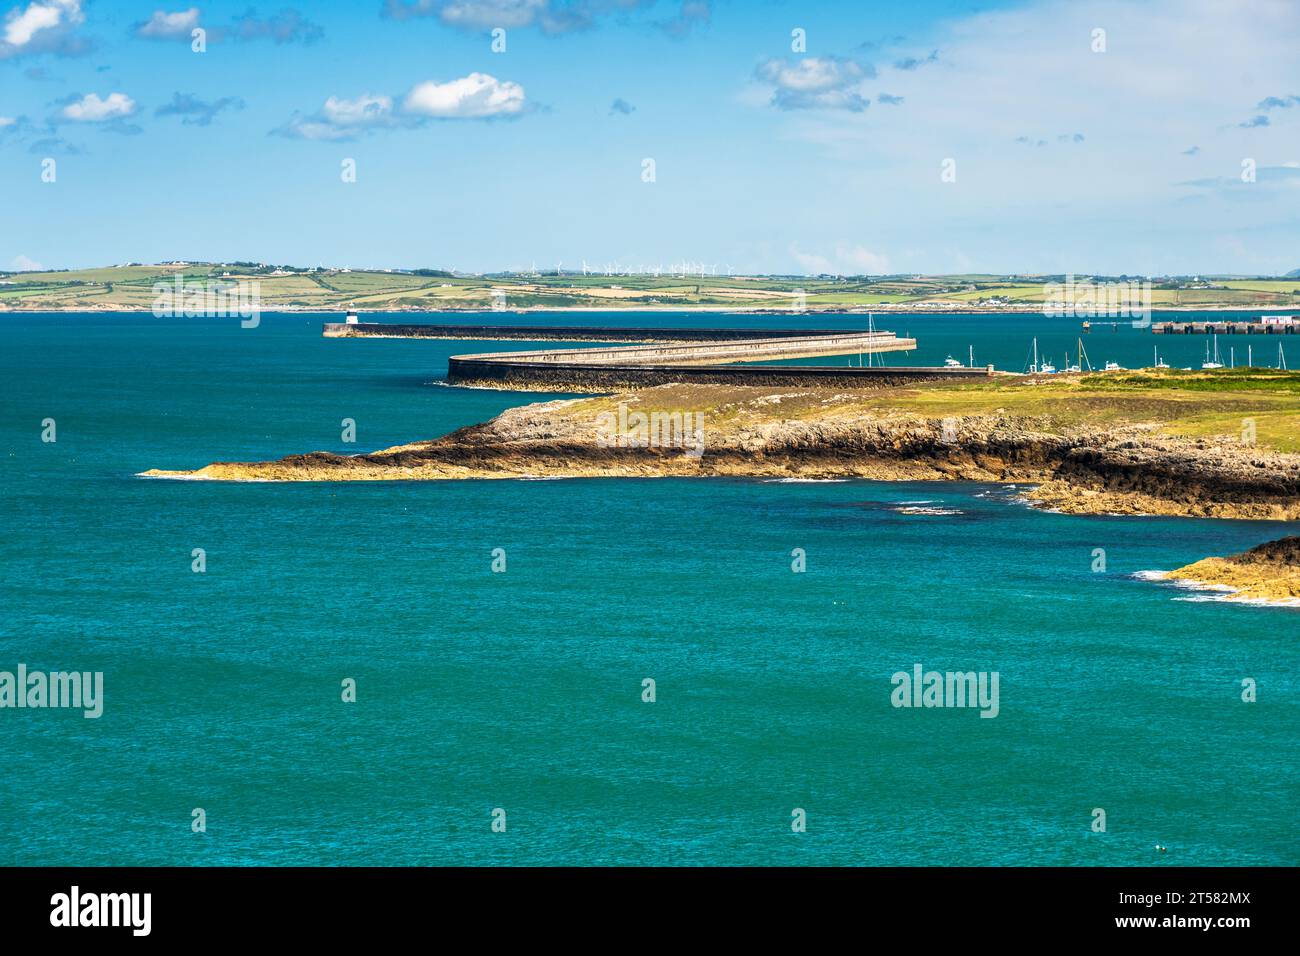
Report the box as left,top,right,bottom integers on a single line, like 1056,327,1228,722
143,368,1300,522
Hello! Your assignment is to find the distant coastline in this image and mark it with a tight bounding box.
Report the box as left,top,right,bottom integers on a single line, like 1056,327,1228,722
6,303,1300,315
3,263,1297,314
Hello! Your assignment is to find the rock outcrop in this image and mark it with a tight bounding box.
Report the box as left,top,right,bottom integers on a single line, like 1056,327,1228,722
1166,537,1300,603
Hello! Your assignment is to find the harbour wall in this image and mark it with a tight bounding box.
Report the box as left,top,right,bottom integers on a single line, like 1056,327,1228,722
322,322,874,342
1153,321,1299,335
450,333,915,368
447,358,994,390
323,320,992,390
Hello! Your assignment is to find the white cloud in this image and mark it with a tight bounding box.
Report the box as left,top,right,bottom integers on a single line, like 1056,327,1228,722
322,93,393,126
9,254,45,271
0,116,15,127
62,92,136,122
278,73,527,139
402,73,525,118
755,56,872,111
275,93,397,141
791,243,890,275
1,0,82,53
137,8,200,39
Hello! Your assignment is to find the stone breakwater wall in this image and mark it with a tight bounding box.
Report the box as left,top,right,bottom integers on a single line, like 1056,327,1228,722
323,322,877,342
448,359,993,391
323,320,997,390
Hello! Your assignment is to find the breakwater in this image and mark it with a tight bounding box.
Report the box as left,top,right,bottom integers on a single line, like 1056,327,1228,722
323,321,998,390
323,322,874,342
1153,320,1299,335
447,359,989,390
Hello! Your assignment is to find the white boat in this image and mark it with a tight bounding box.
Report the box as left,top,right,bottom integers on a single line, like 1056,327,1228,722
944,355,963,368
1104,361,1124,371
1201,335,1223,370
1027,337,1056,373
1153,346,1169,369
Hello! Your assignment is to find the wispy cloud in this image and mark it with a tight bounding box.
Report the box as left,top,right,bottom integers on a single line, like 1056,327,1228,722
1178,165,1300,192
228,7,321,44
892,49,938,71
155,92,245,126
135,7,200,39
28,134,83,154
135,6,322,44
657,0,708,38
1257,94,1300,110
609,97,635,115
383,0,652,35
790,242,890,276
9,254,46,271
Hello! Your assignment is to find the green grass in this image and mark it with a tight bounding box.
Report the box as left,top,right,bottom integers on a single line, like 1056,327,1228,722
560,368,1300,452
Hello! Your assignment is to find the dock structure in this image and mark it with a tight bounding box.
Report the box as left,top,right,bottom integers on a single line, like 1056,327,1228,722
324,322,899,344
1152,318,1299,335
323,321,996,390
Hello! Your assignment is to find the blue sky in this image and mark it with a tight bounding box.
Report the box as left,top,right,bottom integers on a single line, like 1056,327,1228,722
1,0,1298,275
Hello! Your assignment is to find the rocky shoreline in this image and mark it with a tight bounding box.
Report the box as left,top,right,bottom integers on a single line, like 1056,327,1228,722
141,384,1300,521
1164,537,1300,604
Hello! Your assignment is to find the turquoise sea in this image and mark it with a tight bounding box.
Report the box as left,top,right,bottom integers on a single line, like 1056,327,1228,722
0,311,1296,866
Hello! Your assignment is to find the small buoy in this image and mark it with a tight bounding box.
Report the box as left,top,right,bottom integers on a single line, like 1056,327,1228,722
1155,844,1167,853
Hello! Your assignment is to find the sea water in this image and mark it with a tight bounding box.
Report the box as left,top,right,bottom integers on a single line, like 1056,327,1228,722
0,312,1295,866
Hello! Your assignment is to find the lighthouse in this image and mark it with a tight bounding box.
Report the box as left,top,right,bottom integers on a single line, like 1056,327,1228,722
345,307,359,325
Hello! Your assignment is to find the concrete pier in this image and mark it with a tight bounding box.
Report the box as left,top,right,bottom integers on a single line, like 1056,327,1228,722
322,322,893,343
323,320,997,390
1152,320,1299,335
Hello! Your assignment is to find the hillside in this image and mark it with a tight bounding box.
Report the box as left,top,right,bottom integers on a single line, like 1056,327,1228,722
4,263,1300,312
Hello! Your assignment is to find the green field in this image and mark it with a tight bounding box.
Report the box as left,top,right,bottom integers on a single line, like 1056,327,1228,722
2,263,1299,312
